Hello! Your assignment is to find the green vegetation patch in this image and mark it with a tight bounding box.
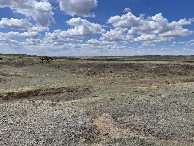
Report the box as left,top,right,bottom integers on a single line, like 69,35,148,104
183,60,194,63
2,54,37,57
83,58,175,62
53,57,80,60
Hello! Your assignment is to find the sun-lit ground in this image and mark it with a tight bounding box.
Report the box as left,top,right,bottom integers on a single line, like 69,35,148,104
0,54,194,145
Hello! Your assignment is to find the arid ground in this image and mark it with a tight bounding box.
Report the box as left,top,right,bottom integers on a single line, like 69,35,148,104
0,54,194,146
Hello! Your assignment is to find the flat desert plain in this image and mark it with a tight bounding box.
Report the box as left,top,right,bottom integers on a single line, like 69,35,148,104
0,54,194,146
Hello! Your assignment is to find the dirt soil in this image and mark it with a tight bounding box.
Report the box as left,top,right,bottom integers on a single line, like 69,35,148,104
0,55,194,146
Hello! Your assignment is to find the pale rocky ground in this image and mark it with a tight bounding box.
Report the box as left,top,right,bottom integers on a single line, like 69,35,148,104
0,55,194,145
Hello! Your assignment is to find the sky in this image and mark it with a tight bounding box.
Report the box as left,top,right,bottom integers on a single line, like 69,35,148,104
0,0,194,56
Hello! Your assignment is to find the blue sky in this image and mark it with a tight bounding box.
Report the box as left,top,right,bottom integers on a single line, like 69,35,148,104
0,0,193,56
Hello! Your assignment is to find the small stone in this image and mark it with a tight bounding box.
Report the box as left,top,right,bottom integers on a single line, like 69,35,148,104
103,133,109,136
110,97,115,100
8,118,14,125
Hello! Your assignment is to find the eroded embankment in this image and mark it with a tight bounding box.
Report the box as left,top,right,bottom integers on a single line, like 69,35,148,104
0,86,92,103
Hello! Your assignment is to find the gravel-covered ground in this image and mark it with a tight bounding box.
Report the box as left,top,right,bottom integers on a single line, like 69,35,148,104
89,82,194,145
0,100,98,146
0,55,194,145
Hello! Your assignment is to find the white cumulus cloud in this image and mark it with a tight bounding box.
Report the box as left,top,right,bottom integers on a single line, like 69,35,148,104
0,0,53,26
87,38,101,44
86,39,117,45
106,12,194,46
66,17,105,36
0,31,41,47
101,27,133,42
58,0,97,17
0,18,33,30
123,8,131,13
108,12,143,28
0,31,40,39
44,17,105,45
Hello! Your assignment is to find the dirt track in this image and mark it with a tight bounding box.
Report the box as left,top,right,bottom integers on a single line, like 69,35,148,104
0,55,194,145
